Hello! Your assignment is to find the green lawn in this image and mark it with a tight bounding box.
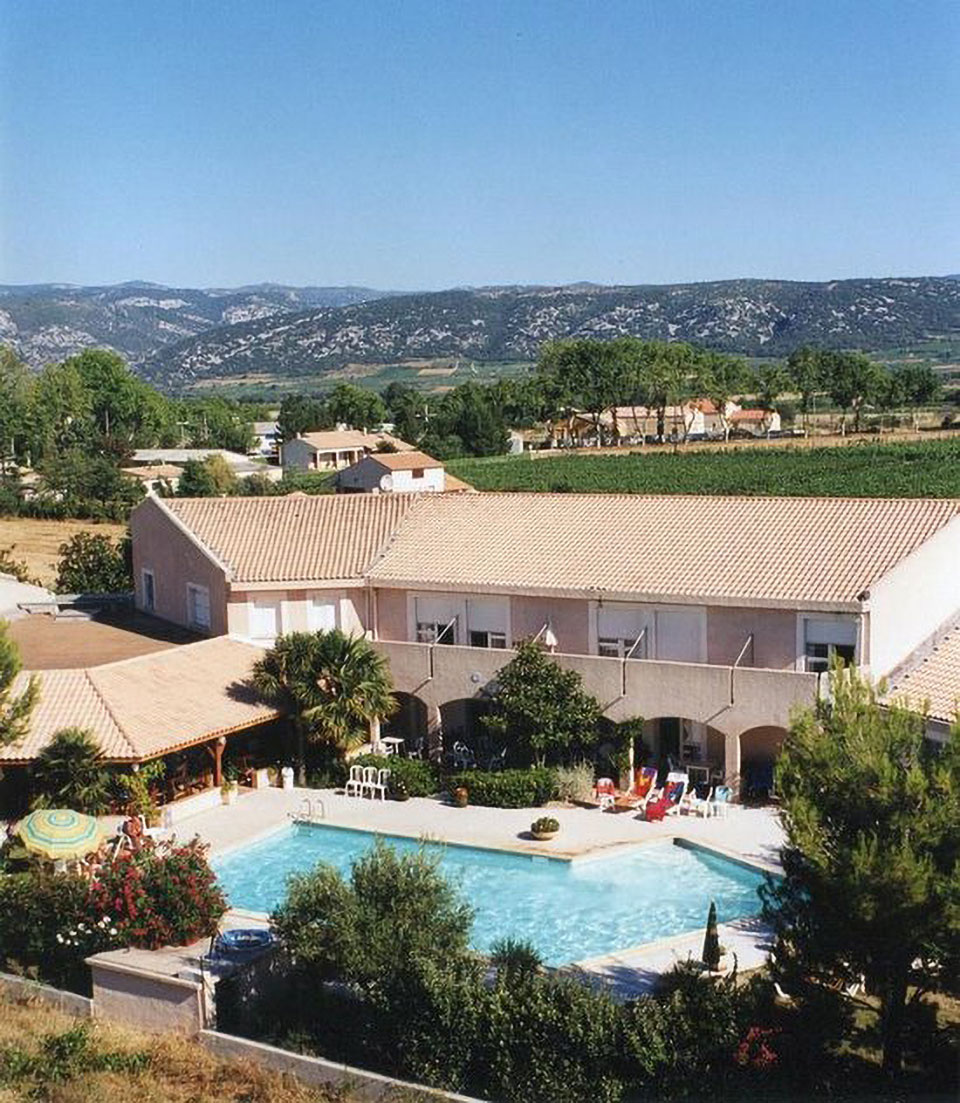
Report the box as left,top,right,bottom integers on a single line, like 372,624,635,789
448,437,960,497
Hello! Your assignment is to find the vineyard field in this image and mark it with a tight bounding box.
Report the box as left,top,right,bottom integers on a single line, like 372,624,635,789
447,438,960,498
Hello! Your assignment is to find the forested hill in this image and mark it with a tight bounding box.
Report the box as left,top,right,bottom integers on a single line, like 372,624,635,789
0,282,388,369
144,277,960,389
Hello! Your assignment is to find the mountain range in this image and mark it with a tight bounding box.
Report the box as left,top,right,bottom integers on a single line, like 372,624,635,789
2,277,958,390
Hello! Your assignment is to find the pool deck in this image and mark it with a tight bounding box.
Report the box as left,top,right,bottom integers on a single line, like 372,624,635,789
163,786,783,995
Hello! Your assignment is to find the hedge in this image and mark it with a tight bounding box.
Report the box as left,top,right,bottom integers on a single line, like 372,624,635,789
344,754,439,798
448,768,556,808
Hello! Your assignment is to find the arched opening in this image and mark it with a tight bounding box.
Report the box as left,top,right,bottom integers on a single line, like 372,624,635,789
439,697,492,762
382,692,430,756
641,717,727,788
739,725,788,801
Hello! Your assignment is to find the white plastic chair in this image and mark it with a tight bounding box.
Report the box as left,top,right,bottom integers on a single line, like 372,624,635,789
683,785,714,818
359,766,379,799
367,767,390,801
709,785,733,818
345,764,365,798
594,776,616,812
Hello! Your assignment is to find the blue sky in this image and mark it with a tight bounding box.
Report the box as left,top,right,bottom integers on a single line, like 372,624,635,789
1,0,957,288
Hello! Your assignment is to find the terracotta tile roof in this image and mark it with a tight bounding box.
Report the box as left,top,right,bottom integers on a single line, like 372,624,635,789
367,451,442,471
369,494,960,606
1,637,277,764
162,494,415,583
298,430,414,452
887,626,960,725
442,473,475,493
730,409,770,422
121,464,184,480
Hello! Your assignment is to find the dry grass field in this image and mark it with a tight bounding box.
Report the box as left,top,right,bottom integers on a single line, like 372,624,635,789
0,519,127,587
0,994,359,1103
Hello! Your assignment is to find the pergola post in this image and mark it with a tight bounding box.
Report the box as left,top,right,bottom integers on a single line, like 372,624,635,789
213,736,226,787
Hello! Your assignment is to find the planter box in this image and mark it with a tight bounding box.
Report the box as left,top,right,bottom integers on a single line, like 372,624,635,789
251,768,272,790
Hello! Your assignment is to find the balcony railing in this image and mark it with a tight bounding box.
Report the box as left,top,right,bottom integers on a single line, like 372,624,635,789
372,639,819,735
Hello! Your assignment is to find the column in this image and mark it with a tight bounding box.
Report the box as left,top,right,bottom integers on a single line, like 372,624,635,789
369,716,382,754
426,702,443,761
723,730,740,797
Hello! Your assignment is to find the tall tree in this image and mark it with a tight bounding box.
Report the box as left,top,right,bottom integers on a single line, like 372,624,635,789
277,394,329,441
537,339,621,445
700,352,749,440
786,347,824,431
252,630,396,783
893,363,942,430
763,667,960,1075
823,350,886,435
754,363,790,414
325,383,387,430
483,640,601,767
0,619,37,750
0,347,31,474
55,531,132,594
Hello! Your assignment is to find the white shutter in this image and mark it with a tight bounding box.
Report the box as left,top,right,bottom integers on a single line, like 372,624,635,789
805,618,857,647
465,598,508,634
250,601,280,641
308,599,337,632
655,608,704,662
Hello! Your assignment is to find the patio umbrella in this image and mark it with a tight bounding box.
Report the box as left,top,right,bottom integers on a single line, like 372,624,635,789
16,808,107,862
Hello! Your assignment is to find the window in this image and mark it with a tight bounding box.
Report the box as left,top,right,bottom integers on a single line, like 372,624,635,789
250,601,280,641
470,629,506,649
412,467,424,478
417,620,456,645
186,584,210,630
598,636,644,659
803,618,857,673
308,599,337,632
141,569,155,612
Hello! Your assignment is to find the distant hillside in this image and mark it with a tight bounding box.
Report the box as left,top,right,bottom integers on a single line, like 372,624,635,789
143,277,960,390
0,282,388,368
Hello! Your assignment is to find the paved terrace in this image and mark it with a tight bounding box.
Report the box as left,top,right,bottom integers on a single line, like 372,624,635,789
155,787,784,996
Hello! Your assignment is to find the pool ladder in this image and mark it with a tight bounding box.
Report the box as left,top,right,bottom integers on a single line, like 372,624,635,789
294,796,325,823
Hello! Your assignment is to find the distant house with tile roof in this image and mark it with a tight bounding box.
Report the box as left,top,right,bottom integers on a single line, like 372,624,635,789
130,491,960,789
335,451,473,494
281,429,414,474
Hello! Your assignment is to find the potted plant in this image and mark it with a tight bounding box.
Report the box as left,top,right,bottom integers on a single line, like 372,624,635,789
531,815,559,841
701,900,729,972
452,785,469,808
390,777,410,802
221,766,240,805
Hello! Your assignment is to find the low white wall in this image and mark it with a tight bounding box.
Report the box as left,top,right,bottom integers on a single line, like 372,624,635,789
200,1030,485,1102
0,971,93,1017
162,787,223,827
90,959,206,1034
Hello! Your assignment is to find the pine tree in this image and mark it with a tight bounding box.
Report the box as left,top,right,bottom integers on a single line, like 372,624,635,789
763,664,960,1075
0,619,37,749
702,900,720,971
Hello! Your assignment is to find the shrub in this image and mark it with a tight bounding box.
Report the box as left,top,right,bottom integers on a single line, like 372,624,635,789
489,938,542,979
271,840,475,994
0,872,108,993
553,761,595,803
87,839,226,950
344,754,438,798
448,767,556,808
702,900,720,970
54,531,131,594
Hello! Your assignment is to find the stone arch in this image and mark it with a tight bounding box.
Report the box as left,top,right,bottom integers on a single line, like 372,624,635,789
738,724,788,800
640,716,727,784
382,692,429,753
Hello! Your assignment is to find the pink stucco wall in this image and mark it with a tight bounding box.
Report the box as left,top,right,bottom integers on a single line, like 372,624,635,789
706,606,797,670
131,499,228,636
510,595,590,653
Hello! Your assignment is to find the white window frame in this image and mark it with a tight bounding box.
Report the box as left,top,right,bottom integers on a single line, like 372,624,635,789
590,601,706,663
469,628,507,650
141,568,156,613
796,615,859,673
416,619,458,645
186,583,211,631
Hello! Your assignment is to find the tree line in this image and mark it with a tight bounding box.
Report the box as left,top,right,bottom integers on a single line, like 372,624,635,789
0,346,268,519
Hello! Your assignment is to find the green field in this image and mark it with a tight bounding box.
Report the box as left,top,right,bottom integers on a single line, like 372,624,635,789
448,437,960,498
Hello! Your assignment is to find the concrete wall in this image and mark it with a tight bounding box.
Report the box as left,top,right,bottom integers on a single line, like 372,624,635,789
0,971,93,1016
707,606,798,670
866,515,960,677
90,959,206,1034
373,639,818,740
131,498,228,636
511,595,590,653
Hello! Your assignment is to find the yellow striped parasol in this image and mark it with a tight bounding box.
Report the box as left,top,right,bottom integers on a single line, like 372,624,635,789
17,808,107,861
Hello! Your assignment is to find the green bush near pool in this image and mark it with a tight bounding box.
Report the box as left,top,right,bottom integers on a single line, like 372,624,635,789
448,768,556,808
343,755,440,798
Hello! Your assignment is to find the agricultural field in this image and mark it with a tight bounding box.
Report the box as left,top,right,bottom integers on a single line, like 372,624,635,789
0,518,127,587
448,437,960,498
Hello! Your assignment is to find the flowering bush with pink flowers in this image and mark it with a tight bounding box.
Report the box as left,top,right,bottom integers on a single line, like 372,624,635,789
88,838,226,950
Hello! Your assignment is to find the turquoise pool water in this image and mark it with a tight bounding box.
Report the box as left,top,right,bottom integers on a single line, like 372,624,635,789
213,825,766,966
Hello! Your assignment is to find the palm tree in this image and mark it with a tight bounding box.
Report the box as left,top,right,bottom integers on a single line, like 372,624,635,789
252,630,396,785
31,727,112,813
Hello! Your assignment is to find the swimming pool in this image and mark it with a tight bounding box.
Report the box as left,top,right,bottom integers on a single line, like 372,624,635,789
213,824,767,966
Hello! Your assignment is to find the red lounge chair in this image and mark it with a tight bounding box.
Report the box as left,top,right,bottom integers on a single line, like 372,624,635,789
644,780,685,822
